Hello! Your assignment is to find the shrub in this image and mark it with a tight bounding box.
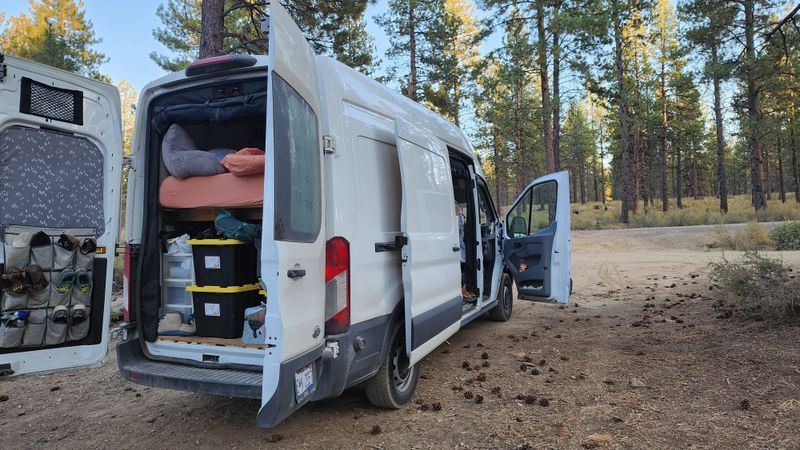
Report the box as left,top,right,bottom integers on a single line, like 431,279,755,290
769,222,800,250
710,252,800,322
711,222,771,251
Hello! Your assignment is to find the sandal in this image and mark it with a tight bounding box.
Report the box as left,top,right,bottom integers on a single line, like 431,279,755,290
2,267,27,294
25,265,48,293
56,234,80,251
80,237,97,255
52,305,69,324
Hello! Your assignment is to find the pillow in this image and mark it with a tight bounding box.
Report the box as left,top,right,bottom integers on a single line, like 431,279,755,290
221,147,266,177
162,124,225,179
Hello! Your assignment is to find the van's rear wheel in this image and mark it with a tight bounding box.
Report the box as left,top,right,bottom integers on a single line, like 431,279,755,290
488,273,513,322
364,322,419,409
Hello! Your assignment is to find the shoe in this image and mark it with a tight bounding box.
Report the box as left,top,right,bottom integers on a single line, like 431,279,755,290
25,265,48,293
55,269,76,294
70,304,88,325
74,269,92,294
52,305,69,324
30,231,51,248
12,232,32,247
56,234,79,251
177,314,195,336
157,312,183,336
2,267,27,294
80,237,96,255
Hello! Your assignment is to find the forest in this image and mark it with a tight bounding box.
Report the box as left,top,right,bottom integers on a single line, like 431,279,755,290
2,0,800,224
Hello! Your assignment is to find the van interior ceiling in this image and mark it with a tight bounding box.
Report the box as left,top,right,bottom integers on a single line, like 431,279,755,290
138,77,268,360
449,153,478,306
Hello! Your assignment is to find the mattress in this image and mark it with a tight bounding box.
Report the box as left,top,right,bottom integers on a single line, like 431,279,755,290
159,173,264,209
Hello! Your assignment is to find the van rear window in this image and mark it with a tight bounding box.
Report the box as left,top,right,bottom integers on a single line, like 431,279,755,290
272,74,321,242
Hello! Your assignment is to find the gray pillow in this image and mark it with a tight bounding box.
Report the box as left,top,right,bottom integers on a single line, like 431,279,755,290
162,124,226,179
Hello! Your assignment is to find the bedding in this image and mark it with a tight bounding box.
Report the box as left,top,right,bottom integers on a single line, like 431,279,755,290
221,147,265,176
162,124,226,179
159,173,264,209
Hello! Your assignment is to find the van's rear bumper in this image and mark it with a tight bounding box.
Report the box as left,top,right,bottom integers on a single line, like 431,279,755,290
117,338,262,399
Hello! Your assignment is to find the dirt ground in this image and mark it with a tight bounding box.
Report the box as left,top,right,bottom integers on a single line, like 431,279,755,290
1,225,799,449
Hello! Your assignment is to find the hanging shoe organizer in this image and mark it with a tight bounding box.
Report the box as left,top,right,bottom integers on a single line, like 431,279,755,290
0,225,96,349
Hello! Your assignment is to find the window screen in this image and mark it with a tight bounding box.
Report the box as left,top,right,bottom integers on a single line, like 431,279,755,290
0,126,104,235
272,74,321,242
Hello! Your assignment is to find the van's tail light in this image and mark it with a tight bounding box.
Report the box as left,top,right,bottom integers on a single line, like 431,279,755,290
122,243,132,323
325,237,350,335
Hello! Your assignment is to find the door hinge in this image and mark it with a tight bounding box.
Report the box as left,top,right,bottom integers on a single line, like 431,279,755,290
323,135,336,154
395,235,408,247
0,363,13,377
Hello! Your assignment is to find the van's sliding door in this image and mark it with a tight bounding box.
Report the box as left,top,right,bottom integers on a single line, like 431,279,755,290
258,0,326,427
395,123,462,366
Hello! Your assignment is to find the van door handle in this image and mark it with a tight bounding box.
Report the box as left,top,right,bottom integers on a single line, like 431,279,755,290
287,269,306,279
452,246,460,252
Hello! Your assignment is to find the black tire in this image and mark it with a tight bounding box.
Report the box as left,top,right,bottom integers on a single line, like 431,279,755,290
488,272,513,322
364,322,419,409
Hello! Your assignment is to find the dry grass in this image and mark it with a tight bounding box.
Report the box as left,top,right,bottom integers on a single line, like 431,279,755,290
711,222,773,251
570,194,800,230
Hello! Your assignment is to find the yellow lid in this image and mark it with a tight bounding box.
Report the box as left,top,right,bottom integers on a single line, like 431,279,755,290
258,290,266,296
186,239,246,245
185,284,260,293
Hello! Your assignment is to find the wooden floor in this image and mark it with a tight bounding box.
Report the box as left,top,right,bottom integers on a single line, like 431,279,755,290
157,335,266,349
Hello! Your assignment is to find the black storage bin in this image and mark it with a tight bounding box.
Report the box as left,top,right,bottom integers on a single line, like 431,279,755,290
254,238,261,279
188,239,257,287
188,284,261,338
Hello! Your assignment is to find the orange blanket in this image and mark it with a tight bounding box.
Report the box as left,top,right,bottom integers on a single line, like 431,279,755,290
221,147,265,176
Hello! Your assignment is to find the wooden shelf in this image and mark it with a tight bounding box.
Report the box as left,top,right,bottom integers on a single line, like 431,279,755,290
157,335,266,349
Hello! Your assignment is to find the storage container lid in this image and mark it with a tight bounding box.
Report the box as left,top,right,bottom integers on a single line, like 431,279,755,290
186,239,246,246
185,284,260,293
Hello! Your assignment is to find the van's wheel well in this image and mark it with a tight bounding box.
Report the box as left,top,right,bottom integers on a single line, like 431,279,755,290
363,320,419,408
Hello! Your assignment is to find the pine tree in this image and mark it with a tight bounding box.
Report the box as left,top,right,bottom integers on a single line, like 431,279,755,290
152,0,378,74
0,0,107,79
423,0,483,126
375,0,440,100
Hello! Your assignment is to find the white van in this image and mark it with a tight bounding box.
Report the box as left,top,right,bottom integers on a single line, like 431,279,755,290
0,1,571,428
0,54,123,375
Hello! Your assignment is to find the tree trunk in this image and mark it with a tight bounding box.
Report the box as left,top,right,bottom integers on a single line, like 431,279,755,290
792,117,799,202
536,0,554,173
599,122,606,204
613,8,634,223
551,0,562,171
579,158,586,204
691,148,700,199
712,44,728,213
676,146,683,208
778,137,786,203
407,0,418,101
745,0,766,210
199,0,224,59
765,145,771,200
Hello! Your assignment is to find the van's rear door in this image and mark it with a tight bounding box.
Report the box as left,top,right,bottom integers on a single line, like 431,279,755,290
396,123,462,366
0,55,122,376
502,171,571,304
258,0,326,424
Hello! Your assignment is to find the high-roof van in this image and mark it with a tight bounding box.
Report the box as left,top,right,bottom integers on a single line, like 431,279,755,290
0,1,571,429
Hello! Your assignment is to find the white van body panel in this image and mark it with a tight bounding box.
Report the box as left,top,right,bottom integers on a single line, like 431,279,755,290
0,55,122,376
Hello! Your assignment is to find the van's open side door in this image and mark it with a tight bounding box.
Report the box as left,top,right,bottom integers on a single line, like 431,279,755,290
396,123,462,366
258,0,326,427
0,54,122,376
502,171,571,304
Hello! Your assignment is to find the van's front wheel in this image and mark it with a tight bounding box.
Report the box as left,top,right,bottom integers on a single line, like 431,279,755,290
364,322,419,409
488,273,513,322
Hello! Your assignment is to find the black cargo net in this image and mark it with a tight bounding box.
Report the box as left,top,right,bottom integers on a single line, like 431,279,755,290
19,77,84,126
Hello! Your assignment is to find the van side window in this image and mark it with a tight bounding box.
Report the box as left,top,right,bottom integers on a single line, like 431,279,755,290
272,74,321,242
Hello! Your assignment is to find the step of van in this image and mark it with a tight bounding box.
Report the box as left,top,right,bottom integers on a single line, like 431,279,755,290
117,338,262,399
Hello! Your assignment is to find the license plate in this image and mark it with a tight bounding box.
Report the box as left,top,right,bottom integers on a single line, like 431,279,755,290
294,364,315,403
